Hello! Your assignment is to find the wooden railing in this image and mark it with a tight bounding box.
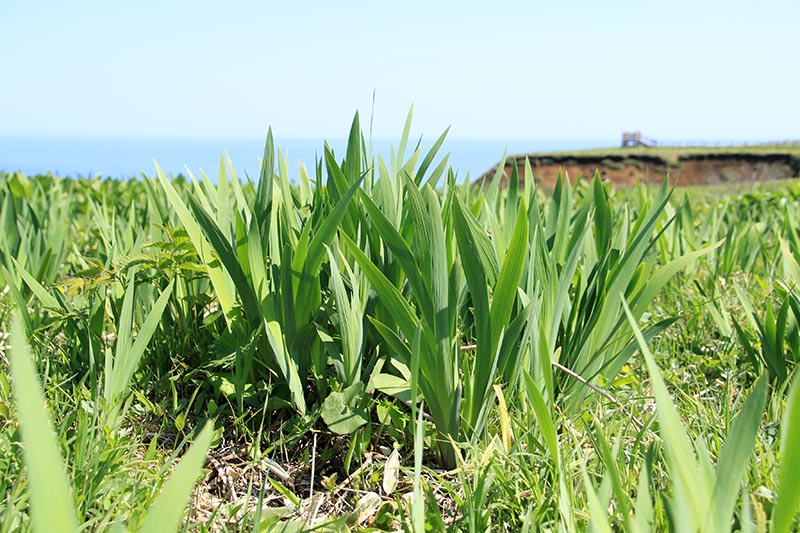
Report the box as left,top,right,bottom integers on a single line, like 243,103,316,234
622,132,798,149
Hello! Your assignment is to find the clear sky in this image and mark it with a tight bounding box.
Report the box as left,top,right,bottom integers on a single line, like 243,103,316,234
1,0,798,142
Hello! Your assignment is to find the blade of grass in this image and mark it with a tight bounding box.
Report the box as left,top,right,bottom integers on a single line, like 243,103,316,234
522,370,559,470
155,163,237,320
106,281,174,409
188,196,260,327
341,232,419,341
139,421,214,533
622,297,708,529
773,372,800,533
711,375,767,531
9,314,79,533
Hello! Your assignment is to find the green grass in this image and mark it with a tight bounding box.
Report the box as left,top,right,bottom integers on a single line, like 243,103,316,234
1,113,800,531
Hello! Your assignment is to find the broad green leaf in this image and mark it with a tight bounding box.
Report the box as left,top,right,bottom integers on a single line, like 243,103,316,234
320,383,369,435
326,245,363,384
490,198,528,351
113,273,136,375
395,106,413,172
415,127,450,185
343,113,361,186
360,190,433,326
780,237,800,289
294,174,365,315
216,155,232,235
306,173,364,276
371,373,412,403
630,241,723,318
255,128,275,225
368,317,413,367
452,195,494,429
247,219,269,304
424,153,451,190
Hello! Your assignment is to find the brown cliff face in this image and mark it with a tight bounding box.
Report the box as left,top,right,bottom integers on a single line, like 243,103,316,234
479,153,799,190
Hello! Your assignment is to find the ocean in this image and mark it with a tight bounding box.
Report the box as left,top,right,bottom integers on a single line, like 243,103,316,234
0,137,614,182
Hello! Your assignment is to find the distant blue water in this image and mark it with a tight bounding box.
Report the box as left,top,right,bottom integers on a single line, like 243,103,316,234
0,137,614,181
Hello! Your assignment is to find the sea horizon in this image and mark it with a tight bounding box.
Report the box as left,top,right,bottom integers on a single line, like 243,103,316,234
0,136,618,181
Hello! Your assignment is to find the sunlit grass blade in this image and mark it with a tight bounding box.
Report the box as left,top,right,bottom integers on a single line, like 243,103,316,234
139,421,214,533
301,173,365,284
582,463,613,533
592,421,633,530
489,198,528,351
359,189,434,325
326,244,364,384
188,195,261,327
12,257,63,311
342,232,419,341
9,313,79,533
711,374,767,530
415,127,450,185
264,319,307,415
343,113,362,187
773,372,800,533
254,127,275,225
629,241,723,318
493,385,512,452
452,196,493,428
106,280,174,412
156,163,237,319
622,297,708,530
522,370,559,470
633,459,654,532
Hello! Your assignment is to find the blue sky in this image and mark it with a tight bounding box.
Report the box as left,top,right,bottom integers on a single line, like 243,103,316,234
1,0,798,142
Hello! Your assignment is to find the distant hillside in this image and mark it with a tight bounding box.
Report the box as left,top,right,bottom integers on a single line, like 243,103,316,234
477,144,800,189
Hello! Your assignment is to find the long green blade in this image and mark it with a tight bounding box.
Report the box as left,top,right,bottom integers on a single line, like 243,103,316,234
360,189,433,326
622,297,707,529
139,422,214,533
711,375,767,531
108,281,174,405
156,164,237,319
10,314,79,533
188,196,260,327
342,232,419,341
490,198,528,351
773,373,800,533
523,370,559,470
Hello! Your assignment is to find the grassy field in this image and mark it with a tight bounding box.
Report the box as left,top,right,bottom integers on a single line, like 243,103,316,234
1,114,800,531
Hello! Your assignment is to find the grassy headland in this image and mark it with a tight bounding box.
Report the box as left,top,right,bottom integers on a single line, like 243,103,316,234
480,142,800,189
